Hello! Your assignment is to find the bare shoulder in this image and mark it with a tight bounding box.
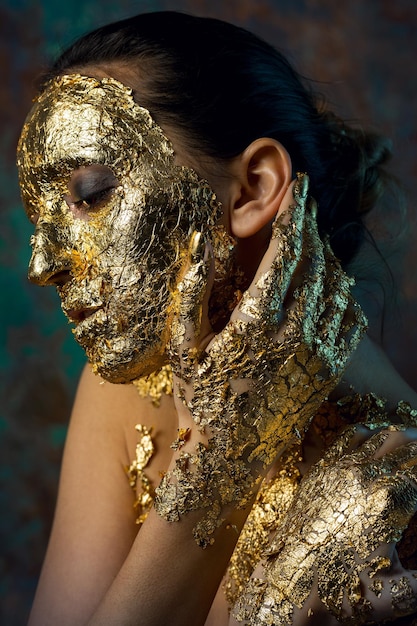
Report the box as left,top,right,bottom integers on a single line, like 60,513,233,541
29,363,177,626
70,364,178,478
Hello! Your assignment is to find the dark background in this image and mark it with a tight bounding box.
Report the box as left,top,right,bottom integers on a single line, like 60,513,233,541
1,1,417,624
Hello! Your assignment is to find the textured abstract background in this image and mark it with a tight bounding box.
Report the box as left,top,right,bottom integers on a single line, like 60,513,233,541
1,1,416,623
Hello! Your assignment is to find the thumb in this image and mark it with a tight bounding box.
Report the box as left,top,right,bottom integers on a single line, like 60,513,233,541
168,231,214,374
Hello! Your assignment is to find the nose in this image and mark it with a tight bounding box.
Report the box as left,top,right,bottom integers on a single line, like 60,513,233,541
28,223,72,286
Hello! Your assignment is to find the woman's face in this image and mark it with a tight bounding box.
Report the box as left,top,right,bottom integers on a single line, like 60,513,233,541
17,74,226,383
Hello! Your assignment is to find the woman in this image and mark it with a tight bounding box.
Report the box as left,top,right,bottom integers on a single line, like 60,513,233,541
17,11,417,625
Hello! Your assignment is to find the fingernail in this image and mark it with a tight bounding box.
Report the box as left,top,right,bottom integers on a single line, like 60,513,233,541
272,173,309,239
309,198,318,219
294,172,309,201
190,231,204,263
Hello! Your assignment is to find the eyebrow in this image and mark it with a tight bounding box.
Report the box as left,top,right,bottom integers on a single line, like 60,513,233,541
35,157,100,180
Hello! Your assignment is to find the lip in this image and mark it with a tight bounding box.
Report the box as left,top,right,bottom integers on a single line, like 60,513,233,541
64,306,102,323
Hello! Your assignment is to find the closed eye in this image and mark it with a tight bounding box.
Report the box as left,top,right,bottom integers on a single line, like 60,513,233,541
68,186,115,210
65,164,119,216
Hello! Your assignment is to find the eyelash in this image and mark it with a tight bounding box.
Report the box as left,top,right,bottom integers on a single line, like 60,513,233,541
68,186,115,211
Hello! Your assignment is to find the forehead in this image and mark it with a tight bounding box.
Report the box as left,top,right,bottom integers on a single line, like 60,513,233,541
17,74,174,176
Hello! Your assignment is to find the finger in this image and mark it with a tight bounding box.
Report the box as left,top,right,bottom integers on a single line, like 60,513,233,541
282,198,326,344
311,235,366,376
349,426,417,467
168,231,213,373
233,173,308,326
347,428,394,464
199,240,216,348
319,423,371,465
373,426,417,459
179,231,211,337
318,424,401,468
324,240,366,338
375,440,417,478
317,246,352,339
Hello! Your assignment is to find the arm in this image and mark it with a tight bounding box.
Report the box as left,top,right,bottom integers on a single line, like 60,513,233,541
32,174,415,626
29,364,177,626
87,173,366,625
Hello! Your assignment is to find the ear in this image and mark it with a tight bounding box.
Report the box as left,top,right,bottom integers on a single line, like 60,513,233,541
228,138,292,238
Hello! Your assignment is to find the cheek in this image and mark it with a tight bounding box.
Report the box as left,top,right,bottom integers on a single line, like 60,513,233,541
127,210,188,280
93,179,196,300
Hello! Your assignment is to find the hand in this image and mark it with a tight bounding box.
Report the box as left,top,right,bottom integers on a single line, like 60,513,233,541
155,173,367,547
233,425,417,625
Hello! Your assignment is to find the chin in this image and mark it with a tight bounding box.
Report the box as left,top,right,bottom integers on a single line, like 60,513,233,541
85,338,168,385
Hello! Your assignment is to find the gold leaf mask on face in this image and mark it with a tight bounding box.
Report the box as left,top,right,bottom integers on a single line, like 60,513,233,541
17,74,226,383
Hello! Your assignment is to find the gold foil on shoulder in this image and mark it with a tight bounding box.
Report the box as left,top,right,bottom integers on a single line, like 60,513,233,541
126,423,155,526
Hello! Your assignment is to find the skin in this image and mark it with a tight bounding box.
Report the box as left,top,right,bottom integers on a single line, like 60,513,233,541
26,348,417,626
18,68,417,625
17,74,226,383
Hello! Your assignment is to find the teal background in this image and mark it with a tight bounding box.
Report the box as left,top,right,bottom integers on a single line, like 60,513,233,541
1,1,417,623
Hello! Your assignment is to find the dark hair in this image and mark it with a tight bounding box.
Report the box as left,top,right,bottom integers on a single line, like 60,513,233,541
39,11,396,266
